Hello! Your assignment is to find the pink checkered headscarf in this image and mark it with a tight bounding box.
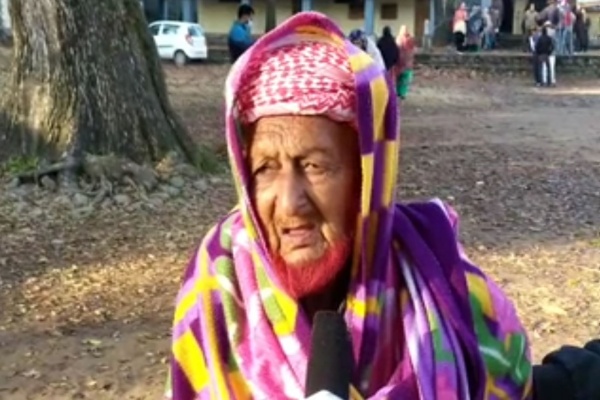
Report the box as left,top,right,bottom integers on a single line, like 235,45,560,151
236,41,356,125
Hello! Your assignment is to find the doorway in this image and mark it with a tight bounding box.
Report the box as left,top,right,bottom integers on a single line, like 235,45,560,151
500,0,513,33
414,0,430,39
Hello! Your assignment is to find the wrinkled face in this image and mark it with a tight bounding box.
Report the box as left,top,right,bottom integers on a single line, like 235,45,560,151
247,115,360,296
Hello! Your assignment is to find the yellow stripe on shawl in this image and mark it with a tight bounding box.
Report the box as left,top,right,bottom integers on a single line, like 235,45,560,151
381,139,399,207
521,375,533,400
349,51,375,73
295,25,345,46
369,76,388,142
360,154,374,216
173,330,210,391
242,210,258,240
229,371,252,400
173,235,217,324
199,245,230,399
347,295,381,319
466,274,496,319
174,276,219,324
350,385,365,400
485,372,510,399
272,287,299,336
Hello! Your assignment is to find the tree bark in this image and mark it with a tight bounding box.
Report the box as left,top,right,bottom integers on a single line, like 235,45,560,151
0,0,199,166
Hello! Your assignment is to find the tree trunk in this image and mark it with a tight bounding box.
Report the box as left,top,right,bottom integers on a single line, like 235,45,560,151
0,0,200,166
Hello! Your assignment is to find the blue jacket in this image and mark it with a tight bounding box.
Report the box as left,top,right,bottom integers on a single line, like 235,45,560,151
228,20,254,63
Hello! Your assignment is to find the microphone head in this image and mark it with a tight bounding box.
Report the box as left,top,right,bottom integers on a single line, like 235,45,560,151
305,311,355,399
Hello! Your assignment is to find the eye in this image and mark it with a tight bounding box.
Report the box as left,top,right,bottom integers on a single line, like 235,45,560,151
302,162,324,174
252,161,277,177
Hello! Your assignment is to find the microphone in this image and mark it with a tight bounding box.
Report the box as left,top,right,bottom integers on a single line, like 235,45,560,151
305,311,355,399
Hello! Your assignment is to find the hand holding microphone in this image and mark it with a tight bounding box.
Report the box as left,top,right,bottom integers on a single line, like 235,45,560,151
305,311,355,400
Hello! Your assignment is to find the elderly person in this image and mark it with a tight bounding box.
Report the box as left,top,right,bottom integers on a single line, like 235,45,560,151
164,11,600,400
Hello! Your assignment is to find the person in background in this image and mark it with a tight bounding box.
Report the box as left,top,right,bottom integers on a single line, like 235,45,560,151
423,18,433,51
574,4,590,52
376,26,399,76
557,1,575,56
536,24,555,86
395,25,415,100
482,7,496,50
348,28,385,68
523,3,539,52
529,26,543,86
453,2,468,52
228,4,255,63
467,5,484,51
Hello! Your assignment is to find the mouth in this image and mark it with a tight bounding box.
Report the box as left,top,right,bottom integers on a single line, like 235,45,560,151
279,224,318,248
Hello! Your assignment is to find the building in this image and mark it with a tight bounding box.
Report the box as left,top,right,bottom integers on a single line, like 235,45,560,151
140,0,600,42
0,0,10,35
141,0,431,38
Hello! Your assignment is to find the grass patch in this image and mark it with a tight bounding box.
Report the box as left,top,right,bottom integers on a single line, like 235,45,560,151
193,144,227,175
1,156,40,176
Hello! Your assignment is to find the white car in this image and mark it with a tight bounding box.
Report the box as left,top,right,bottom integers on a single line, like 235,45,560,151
149,21,208,66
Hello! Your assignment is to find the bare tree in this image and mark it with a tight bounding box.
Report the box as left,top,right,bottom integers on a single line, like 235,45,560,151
0,0,202,175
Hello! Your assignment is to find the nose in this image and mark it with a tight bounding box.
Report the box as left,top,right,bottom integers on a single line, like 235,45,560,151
277,168,309,217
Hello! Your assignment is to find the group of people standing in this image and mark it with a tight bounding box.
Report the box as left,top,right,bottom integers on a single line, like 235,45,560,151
526,0,592,87
452,2,501,52
348,26,416,100
524,0,591,56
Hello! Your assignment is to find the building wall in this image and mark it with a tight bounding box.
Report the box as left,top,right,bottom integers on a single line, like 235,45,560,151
0,0,10,32
589,11,600,42
198,0,417,36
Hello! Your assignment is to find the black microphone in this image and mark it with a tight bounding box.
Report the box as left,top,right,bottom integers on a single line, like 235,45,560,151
305,311,355,399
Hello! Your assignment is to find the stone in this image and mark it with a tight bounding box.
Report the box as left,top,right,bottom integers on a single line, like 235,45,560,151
164,186,181,198
174,163,199,179
113,194,131,206
169,176,186,189
192,179,208,192
5,177,20,190
129,165,158,191
40,176,57,192
72,193,89,208
53,195,72,207
30,207,44,218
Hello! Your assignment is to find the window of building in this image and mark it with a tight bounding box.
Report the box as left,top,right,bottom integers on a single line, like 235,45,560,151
348,1,364,20
380,3,398,20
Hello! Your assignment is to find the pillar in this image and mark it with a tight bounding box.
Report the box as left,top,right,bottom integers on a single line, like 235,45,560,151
182,0,193,21
429,0,435,32
162,0,169,19
364,0,375,36
301,0,312,11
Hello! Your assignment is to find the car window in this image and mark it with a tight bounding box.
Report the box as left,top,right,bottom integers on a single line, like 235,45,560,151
188,26,204,37
149,24,161,36
163,24,180,35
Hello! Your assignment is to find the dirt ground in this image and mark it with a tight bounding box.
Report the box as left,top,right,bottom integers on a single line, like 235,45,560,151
1,57,600,399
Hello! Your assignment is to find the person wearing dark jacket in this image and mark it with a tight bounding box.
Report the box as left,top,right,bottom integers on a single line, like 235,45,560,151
535,26,555,86
533,339,600,399
574,5,590,52
228,4,255,63
376,26,399,72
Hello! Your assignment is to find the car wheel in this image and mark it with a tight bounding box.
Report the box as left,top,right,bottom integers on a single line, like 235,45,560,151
174,51,188,67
